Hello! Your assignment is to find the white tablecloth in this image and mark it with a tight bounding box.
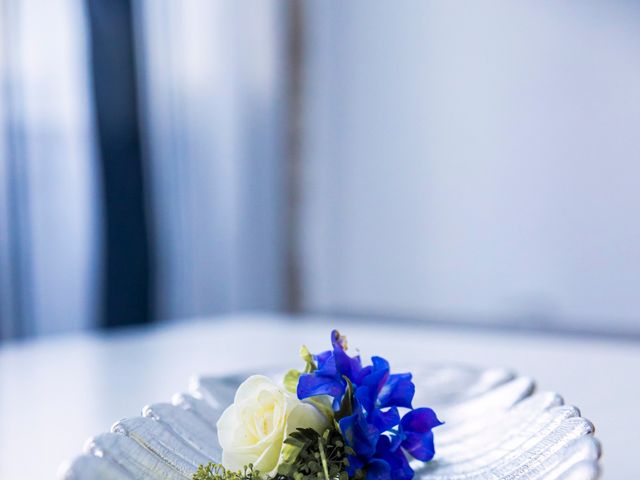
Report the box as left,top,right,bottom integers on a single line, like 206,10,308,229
1,313,638,478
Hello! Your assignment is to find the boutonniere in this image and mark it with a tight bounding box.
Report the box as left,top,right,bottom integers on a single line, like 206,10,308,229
194,330,442,480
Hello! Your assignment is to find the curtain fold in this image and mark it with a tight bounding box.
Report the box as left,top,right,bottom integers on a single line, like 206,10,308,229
86,0,152,328
0,0,291,337
135,0,288,321
0,0,102,338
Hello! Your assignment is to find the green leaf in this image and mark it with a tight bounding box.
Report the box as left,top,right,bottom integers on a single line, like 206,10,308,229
192,462,264,480
335,377,354,421
307,396,334,423
283,369,301,394
299,346,317,373
276,427,350,480
284,363,333,424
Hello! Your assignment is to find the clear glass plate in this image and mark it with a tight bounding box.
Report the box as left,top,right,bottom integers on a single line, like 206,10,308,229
59,365,601,480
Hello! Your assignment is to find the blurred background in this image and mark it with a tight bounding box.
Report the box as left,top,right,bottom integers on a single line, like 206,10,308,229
1,0,640,340
3,2,640,477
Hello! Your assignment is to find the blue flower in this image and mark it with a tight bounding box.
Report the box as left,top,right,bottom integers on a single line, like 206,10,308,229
390,408,443,462
353,358,403,433
339,406,378,477
348,360,442,478
342,406,442,480
372,435,414,480
378,371,415,409
297,330,364,409
339,406,380,458
297,355,345,409
363,458,391,480
355,357,415,414
295,331,443,480
329,330,365,381
346,433,414,480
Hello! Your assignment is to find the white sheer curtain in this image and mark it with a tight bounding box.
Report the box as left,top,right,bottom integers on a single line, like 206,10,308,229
0,0,101,337
135,0,288,321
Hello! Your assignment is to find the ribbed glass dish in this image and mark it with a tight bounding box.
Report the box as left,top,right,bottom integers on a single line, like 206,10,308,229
59,365,601,479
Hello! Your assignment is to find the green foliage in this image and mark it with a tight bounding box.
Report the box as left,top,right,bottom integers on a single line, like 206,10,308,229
283,349,334,421
299,345,318,373
334,377,354,421
193,428,351,480
278,428,352,480
283,369,301,394
192,462,264,480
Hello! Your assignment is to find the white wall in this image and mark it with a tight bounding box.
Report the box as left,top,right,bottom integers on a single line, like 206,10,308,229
302,0,640,333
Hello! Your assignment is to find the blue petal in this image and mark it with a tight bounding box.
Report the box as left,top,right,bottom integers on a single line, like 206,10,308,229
339,408,380,458
331,330,365,381
378,373,415,409
402,430,435,462
401,408,443,432
297,353,347,408
365,459,391,480
334,348,364,382
331,329,348,351
400,408,443,462
388,430,404,452
345,454,364,477
314,353,339,377
370,356,390,373
354,384,375,412
371,407,401,432
355,356,390,411
355,375,386,412
352,364,373,385
376,436,414,480
297,372,345,405
313,349,332,369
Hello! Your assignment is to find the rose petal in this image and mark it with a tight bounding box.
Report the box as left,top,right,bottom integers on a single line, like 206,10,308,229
216,404,238,448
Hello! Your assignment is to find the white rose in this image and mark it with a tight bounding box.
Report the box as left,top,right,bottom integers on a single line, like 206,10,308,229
216,375,327,474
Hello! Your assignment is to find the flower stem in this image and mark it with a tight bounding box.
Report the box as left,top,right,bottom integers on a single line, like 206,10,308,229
318,436,330,480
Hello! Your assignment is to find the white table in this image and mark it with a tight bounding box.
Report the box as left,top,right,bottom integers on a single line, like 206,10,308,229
1,313,638,478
